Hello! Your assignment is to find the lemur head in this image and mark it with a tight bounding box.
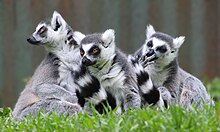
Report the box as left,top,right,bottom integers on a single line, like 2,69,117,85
80,29,116,66
27,11,85,51
142,25,185,66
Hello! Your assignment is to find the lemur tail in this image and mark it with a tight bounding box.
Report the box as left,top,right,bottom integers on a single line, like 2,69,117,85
128,55,164,107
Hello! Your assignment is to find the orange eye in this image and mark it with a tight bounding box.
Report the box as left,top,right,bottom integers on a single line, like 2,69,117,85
39,27,46,34
40,28,44,33
80,51,85,56
93,48,98,53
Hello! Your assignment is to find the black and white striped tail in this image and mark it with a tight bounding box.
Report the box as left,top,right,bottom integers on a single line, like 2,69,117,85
128,55,162,106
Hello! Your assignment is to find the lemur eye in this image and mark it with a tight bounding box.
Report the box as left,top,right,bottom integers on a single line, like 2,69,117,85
156,45,167,53
38,26,46,34
147,40,153,47
80,48,85,56
89,46,100,55
80,51,85,56
93,48,98,53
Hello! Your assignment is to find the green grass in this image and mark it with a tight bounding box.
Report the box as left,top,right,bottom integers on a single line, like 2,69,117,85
206,77,220,102
0,104,220,132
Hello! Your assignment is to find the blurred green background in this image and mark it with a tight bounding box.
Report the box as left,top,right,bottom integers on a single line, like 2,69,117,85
0,0,219,108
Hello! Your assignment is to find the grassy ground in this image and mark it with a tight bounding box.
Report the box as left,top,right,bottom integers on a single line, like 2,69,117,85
0,103,220,132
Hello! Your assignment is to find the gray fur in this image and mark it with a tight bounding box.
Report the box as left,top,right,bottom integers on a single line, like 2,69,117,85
164,64,214,107
157,86,173,107
17,98,80,119
81,34,102,44
13,53,81,118
151,32,173,46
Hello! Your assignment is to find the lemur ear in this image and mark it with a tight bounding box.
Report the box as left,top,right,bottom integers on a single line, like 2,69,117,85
101,29,115,48
173,36,185,49
51,11,67,31
73,31,85,45
146,24,156,39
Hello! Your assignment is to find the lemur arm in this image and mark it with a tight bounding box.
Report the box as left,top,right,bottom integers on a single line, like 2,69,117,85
35,83,78,104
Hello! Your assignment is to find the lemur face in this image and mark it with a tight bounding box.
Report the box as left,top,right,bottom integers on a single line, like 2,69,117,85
143,38,171,62
80,29,115,66
27,11,82,48
80,43,101,66
142,25,185,65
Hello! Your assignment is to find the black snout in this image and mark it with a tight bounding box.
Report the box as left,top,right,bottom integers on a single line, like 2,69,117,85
146,49,155,57
82,57,95,66
27,36,40,45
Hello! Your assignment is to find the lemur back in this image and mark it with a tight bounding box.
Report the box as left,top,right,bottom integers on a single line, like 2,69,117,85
134,25,214,107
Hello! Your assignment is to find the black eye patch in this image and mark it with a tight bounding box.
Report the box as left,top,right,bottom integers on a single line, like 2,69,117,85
147,40,153,47
38,26,47,34
156,45,167,53
80,48,85,56
37,26,47,37
88,45,100,56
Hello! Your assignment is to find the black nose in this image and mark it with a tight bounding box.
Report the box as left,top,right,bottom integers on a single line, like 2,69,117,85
146,49,155,57
82,57,95,66
27,36,40,44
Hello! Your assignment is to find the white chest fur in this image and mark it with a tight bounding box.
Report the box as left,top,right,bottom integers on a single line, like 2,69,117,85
146,64,169,87
101,64,126,90
89,63,126,99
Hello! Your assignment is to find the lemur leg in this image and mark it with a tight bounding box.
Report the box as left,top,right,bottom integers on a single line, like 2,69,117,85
83,101,93,115
123,86,141,111
16,98,81,119
180,77,201,108
157,86,173,108
115,98,122,115
35,83,78,104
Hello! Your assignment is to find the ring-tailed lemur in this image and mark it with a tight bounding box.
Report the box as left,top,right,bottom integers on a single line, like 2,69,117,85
19,11,116,115
12,11,84,118
134,24,214,107
80,29,142,113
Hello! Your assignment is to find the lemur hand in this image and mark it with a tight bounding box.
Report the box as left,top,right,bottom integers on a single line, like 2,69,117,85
139,54,156,67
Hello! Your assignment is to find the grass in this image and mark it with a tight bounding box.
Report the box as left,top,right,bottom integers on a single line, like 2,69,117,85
0,103,220,132
206,77,220,102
